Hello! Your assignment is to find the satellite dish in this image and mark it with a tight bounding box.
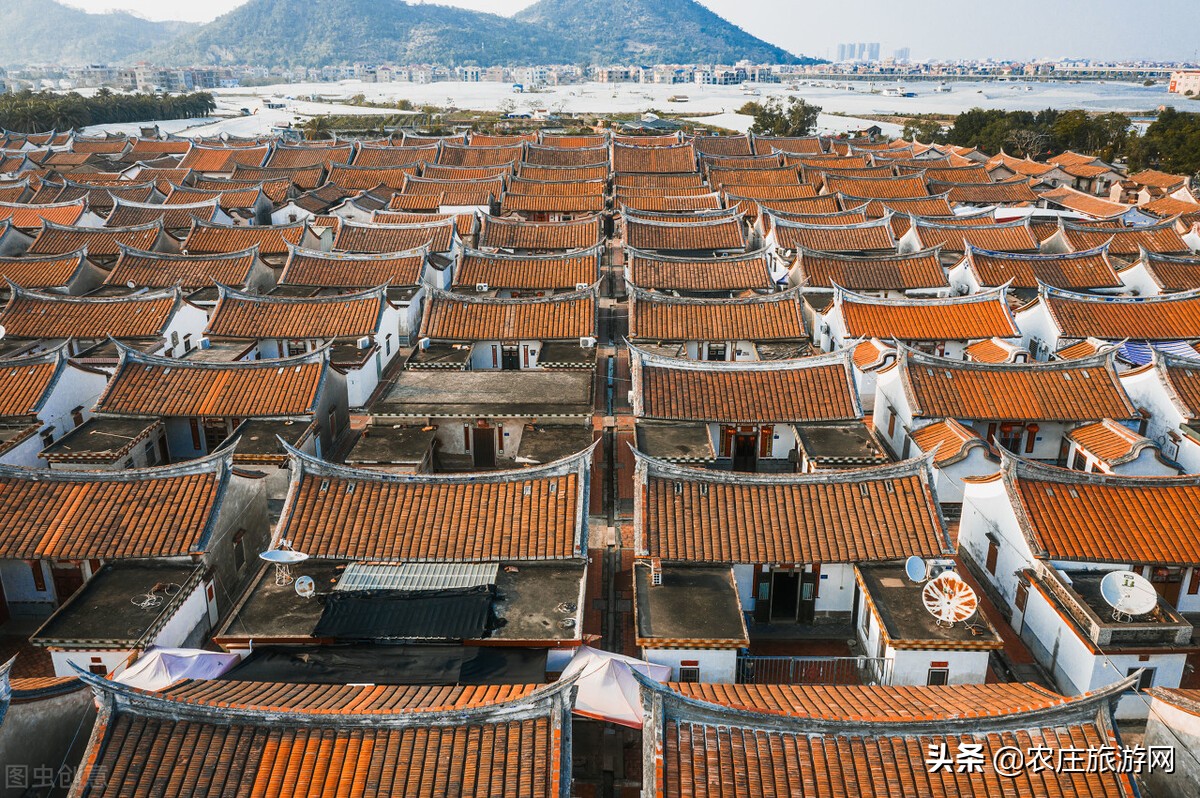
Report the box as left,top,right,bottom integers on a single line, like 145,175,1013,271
904,556,928,583
294,575,315,598
0,324,6,338
922,571,979,627
259,549,309,564
1100,570,1158,621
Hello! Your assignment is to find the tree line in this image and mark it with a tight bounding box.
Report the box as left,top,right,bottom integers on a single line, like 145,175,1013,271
0,90,216,135
904,107,1200,176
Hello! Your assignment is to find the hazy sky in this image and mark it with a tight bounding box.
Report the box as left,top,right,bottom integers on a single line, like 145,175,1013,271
67,0,1200,61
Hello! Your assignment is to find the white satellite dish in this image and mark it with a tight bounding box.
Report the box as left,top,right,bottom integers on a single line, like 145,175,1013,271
904,556,928,583
922,571,979,627
0,324,6,338
1100,570,1158,621
260,548,309,586
294,575,315,598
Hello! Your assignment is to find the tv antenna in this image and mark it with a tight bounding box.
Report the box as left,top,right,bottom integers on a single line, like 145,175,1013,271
922,571,978,627
1100,570,1158,623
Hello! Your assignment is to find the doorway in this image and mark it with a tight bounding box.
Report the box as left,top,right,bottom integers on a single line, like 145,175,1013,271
51,563,85,604
770,571,800,622
472,426,496,468
501,346,520,370
798,571,818,624
732,433,758,472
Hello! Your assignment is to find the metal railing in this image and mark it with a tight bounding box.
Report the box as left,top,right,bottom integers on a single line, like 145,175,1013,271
736,655,893,686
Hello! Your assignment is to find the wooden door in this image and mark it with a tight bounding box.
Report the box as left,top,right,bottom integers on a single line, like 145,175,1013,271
51,563,85,604
472,426,496,468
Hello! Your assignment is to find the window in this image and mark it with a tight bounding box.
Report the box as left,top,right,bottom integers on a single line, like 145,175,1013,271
1024,424,1038,454
88,657,107,676
384,334,392,356
1188,568,1200,596
997,423,1024,453
40,429,54,447
1015,579,1029,612
887,410,896,437
1128,667,1156,691
927,668,949,686
677,665,700,683
70,407,85,428
1073,451,1087,471
145,441,157,466
233,529,247,571
190,418,202,450
29,560,46,592
985,538,999,576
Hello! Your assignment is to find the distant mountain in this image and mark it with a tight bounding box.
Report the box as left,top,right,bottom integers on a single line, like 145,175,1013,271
153,0,815,69
513,0,806,66
0,0,195,68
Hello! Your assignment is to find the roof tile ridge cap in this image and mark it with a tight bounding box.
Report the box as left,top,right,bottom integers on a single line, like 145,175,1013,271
0,441,232,482
629,341,847,373
628,283,799,305
836,282,1006,306
1006,448,1200,487
634,447,934,486
216,282,388,305
625,243,772,264
769,212,892,231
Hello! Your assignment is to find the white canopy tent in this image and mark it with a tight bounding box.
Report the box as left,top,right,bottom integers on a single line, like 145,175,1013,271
558,645,671,728
114,647,241,692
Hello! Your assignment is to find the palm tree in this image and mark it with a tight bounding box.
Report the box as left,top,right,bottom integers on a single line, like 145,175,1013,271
301,115,332,141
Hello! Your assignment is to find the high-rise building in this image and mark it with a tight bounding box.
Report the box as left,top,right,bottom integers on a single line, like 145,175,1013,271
867,43,881,61
894,47,911,64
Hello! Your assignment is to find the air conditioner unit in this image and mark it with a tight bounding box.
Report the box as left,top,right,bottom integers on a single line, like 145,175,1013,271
575,282,590,291
475,282,489,292
419,337,432,350
579,336,597,348
199,337,211,350
356,336,371,349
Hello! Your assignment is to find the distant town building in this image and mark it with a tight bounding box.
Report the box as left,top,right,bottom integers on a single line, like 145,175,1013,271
1169,69,1200,95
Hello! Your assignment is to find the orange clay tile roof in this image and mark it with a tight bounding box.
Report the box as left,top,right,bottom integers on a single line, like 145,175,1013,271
963,244,1121,289
701,153,783,171
1003,455,1200,565
1129,169,1189,189
987,153,1059,176
1068,419,1156,464
0,200,85,229
161,680,541,713
824,173,929,199
1048,150,1103,167
612,143,697,174
107,199,219,229
719,184,818,202
771,217,897,252
910,418,990,465
506,178,606,196
522,144,610,167
628,286,806,342
1154,355,1200,420
617,193,723,213
754,135,825,155
914,164,993,184
1038,285,1200,340
0,250,89,288
614,134,683,147
0,454,228,559
279,449,590,561
838,193,955,219
1140,194,1200,220
1041,185,1132,219
635,454,951,563
928,177,1040,204
729,195,840,218
454,245,602,290
205,285,385,339
105,245,259,289
0,347,70,415
178,144,269,173
1056,338,1107,360
540,134,608,147
795,247,947,291
632,347,860,423
469,133,536,145
623,215,746,252
280,245,426,288
1140,251,1200,291
500,193,606,214
1061,219,1190,256
0,286,180,339
964,337,1027,363
668,681,1065,721
852,338,894,370
97,347,327,417
74,676,568,798
351,143,438,168
231,163,325,190
613,172,705,189
910,218,1040,253
518,163,611,182
625,247,774,292
694,135,753,157
478,214,602,250
655,685,1134,798
765,208,867,228
620,185,727,199
708,165,804,187
184,221,307,256
193,176,291,204
28,220,162,257
384,193,443,212
335,218,455,253
1061,161,1116,179
1147,687,1200,716
420,287,596,341
373,211,476,237
436,142,524,168
898,349,1135,421
265,143,354,170
836,287,1020,341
